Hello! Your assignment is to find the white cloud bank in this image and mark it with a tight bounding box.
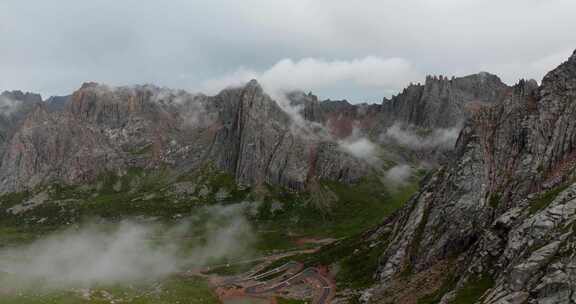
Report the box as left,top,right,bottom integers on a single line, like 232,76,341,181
0,204,255,289
337,126,379,163
1,0,575,99
339,137,377,160
201,56,422,96
0,96,23,116
385,164,413,185
381,123,461,150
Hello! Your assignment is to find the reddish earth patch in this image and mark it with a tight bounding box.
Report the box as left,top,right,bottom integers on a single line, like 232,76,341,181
369,259,454,304
216,286,272,304
294,237,337,247
543,149,576,189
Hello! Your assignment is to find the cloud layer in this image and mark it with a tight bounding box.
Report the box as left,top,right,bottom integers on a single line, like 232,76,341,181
1,0,575,101
381,123,461,150
0,96,22,116
201,57,421,98
0,204,255,289
385,164,413,185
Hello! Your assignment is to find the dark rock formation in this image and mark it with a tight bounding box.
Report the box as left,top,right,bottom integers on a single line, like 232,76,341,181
381,72,509,129
44,95,70,112
0,71,511,194
0,81,370,193
355,51,576,303
0,91,42,169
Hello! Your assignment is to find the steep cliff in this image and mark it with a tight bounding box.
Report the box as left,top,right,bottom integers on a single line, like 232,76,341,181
0,68,514,197
381,72,510,129
0,91,42,169
0,81,370,193
330,51,576,304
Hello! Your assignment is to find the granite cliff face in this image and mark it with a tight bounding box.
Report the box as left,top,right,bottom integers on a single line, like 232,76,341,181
3,49,575,303
0,71,512,194
0,91,42,169
381,72,509,129
0,71,512,195
344,51,576,303
0,81,372,193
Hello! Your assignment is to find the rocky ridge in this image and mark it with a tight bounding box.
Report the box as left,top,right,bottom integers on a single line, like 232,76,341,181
346,50,576,303
0,71,507,194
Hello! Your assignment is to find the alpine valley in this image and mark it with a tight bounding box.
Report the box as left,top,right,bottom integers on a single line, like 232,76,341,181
0,50,575,304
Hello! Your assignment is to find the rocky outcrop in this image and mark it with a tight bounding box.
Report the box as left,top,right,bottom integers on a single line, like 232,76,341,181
44,95,70,112
381,72,510,129
0,81,371,193
0,91,42,105
355,51,576,303
0,104,125,191
0,68,513,195
290,72,510,135
0,91,42,169
288,74,511,167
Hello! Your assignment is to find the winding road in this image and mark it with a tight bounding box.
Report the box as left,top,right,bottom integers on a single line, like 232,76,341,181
244,263,334,304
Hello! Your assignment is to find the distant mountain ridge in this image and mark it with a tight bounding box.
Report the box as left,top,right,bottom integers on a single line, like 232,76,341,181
0,72,511,194
326,50,576,303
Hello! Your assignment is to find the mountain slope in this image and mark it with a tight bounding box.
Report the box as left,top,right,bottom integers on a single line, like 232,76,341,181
1,54,561,304
0,71,507,195
324,50,576,303
0,81,370,193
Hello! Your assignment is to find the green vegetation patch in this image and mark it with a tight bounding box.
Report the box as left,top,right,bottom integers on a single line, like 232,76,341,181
203,260,261,276
529,184,569,215
417,272,494,304
416,270,458,304
253,176,418,242
261,228,391,290
450,275,495,304
126,144,153,156
0,275,218,304
277,298,310,304
488,193,501,208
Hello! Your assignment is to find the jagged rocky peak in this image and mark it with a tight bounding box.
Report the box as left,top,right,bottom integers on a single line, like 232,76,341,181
0,65,532,195
0,90,43,118
245,78,261,89
0,78,377,193
382,71,510,129
66,82,207,128
351,50,576,304
540,48,576,95
69,83,144,126
218,78,266,98
0,90,43,104
286,90,361,126
0,91,45,174
44,95,70,112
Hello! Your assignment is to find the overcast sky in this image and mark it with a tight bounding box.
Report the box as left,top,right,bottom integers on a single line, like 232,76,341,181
1,0,575,103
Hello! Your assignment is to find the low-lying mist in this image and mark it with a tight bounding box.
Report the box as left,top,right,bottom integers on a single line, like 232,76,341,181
0,95,23,116
385,164,413,186
381,123,461,150
0,203,255,290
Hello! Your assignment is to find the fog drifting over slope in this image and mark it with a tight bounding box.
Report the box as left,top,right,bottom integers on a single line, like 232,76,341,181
0,204,255,289
0,96,22,116
381,123,461,150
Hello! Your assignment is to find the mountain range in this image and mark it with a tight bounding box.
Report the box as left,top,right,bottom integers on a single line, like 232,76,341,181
2,49,576,303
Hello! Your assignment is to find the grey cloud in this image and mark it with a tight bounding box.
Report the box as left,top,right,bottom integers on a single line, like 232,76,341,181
200,57,421,97
0,204,255,289
0,96,22,116
381,123,461,150
385,164,413,185
0,0,575,101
